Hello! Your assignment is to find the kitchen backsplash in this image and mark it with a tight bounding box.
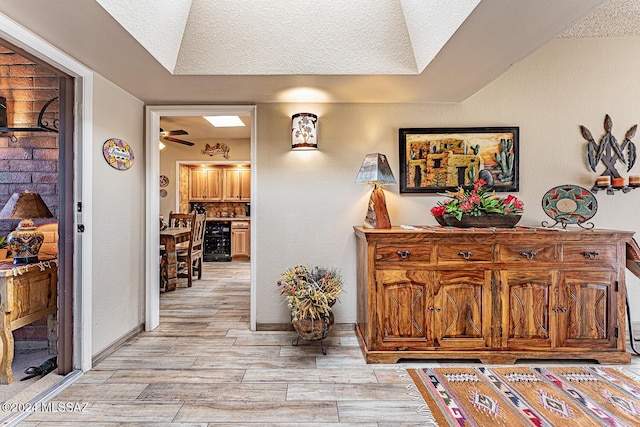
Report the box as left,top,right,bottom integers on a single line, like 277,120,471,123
190,202,250,218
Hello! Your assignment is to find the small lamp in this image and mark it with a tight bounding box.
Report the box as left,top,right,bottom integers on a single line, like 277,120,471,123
291,113,318,150
0,190,54,264
355,153,396,229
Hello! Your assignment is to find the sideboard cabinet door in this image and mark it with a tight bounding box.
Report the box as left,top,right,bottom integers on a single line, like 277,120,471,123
557,270,617,349
499,270,554,349
375,269,431,348
432,270,492,349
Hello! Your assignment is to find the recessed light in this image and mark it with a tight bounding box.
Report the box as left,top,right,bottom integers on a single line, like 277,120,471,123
204,116,245,127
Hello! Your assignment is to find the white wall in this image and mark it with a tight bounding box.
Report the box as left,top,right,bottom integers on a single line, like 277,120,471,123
254,36,640,325
91,74,145,354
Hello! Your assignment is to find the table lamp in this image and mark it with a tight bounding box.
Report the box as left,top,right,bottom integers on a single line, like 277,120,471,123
355,153,396,229
0,190,54,264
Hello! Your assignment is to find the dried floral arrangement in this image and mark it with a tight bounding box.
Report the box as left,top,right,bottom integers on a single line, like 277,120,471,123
277,265,344,322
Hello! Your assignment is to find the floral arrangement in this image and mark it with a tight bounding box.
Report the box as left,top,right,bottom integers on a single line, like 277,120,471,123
277,265,344,322
430,179,524,221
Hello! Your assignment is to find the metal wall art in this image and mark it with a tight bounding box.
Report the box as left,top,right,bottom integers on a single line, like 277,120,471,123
581,115,640,194
399,127,519,193
202,143,230,159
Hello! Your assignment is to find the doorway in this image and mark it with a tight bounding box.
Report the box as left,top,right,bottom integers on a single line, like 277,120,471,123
145,105,257,331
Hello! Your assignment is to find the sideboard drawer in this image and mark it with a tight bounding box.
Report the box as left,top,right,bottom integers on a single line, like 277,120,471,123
498,244,558,262
437,244,492,262
376,245,431,264
563,244,616,263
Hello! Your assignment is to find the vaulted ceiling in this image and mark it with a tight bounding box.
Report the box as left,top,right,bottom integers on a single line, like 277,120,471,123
0,0,633,104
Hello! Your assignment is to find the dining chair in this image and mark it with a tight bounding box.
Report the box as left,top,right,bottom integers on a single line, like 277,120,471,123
168,211,195,251
176,213,205,287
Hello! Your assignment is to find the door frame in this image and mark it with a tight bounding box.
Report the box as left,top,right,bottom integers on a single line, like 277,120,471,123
0,13,94,372
145,105,257,331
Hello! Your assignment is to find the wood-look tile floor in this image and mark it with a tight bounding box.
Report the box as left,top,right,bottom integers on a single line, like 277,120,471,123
18,262,640,426
19,262,428,426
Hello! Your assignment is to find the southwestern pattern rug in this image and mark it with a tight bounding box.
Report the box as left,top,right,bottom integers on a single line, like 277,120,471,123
407,366,640,426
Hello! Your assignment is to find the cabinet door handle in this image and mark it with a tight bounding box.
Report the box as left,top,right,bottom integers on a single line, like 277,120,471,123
553,307,568,313
396,250,411,259
519,251,537,260
582,251,599,260
457,251,472,260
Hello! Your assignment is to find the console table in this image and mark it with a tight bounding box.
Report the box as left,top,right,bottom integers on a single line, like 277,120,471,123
354,226,635,364
0,258,57,383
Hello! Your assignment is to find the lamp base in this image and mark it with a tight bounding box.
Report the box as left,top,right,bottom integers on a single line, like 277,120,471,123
13,255,39,265
363,186,392,229
7,219,45,265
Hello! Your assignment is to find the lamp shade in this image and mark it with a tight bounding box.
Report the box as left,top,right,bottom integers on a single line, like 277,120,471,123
0,190,54,219
291,113,318,150
355,153,396,185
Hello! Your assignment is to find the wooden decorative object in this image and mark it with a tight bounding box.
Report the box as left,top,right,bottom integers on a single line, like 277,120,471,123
363,186,391,229
354,226,634,364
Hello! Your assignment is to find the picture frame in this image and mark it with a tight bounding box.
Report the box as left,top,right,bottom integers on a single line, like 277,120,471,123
399,127,519,193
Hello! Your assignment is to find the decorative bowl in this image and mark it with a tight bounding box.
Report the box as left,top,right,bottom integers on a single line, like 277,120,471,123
443,213,521,228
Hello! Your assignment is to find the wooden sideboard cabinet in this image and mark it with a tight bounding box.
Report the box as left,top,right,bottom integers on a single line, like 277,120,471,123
354,226,635,364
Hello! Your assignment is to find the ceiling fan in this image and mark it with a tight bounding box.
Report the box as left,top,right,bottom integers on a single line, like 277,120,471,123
159,128,195,146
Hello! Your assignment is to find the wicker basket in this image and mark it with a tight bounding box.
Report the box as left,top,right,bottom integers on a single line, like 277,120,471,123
293,311,335,341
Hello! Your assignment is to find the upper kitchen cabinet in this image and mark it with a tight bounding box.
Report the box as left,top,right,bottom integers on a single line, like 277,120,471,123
189,168,223,201
223,167,251,201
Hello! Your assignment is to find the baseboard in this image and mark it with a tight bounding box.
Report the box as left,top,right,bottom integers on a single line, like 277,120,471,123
256,322,355,331
91,324,143,366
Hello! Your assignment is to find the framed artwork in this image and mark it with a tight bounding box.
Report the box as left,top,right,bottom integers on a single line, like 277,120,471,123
399,127,519,193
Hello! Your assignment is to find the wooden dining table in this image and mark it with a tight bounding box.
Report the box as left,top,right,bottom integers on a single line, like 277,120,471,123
160,227,191,292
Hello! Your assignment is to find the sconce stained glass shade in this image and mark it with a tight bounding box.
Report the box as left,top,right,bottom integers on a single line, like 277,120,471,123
291,113,318,150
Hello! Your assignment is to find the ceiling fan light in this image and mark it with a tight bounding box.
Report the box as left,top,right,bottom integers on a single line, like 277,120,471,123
204,116,245,127
159,141,166,150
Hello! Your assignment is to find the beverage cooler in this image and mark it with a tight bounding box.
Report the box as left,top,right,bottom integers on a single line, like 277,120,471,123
203,221,231,262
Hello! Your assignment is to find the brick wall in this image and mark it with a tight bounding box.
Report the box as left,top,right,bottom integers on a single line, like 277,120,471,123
0,44,60,346
0,44,60,236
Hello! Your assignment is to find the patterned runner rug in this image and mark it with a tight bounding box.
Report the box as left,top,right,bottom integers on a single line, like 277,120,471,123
407,366,640,426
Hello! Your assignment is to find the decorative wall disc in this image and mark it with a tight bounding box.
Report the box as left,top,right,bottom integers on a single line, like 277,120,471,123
159,189,167,197
160,175,169,187
102,138,134,170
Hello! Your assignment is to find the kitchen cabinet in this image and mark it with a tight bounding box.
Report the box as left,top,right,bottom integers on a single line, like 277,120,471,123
231,220,250,260
355,226,633,364
223,168,250,201
189,168,222,201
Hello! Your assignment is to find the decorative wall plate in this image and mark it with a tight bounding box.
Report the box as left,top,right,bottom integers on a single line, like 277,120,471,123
159,175,169,187
159,189,167,197
102,138,134,170
541,185,597,228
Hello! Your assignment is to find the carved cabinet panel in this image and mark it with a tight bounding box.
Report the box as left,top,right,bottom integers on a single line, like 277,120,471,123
558,270,616,348
432,270,491,348
500,270,554,349
376,269,430,347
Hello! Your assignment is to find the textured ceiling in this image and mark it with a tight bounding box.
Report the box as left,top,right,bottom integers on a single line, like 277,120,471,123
0,0,612,104
98,0,481,75
559,0,640,38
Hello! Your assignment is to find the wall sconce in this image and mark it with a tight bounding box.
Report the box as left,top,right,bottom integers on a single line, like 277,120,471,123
355,153,396,229
0,190,54,264
291,113,318,150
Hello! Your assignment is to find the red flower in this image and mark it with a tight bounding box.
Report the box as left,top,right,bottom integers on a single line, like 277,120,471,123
468,194,481,204
460,201,473,212
505,195,524,210
431,205,446,217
